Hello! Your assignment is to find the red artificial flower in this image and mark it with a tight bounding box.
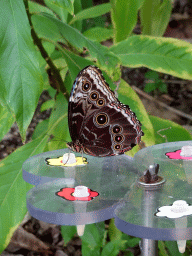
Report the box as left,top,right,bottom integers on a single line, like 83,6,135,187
56,187,99,201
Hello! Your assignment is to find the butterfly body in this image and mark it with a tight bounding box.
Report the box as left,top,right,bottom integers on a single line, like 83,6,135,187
67,66,144,157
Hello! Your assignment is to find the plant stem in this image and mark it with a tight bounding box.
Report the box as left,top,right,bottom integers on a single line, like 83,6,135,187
23,0,69,100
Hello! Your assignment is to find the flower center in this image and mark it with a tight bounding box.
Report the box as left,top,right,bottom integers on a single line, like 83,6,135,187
62,153,76,164
180,146,192,157
171,200,189,213
73,186,89,197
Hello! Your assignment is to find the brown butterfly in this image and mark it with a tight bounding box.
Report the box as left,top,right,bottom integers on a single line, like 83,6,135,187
67,66,144,157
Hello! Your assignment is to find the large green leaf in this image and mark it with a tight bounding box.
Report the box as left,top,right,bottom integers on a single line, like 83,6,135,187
39,13,119,71
149,115,192,144
40,13,104,56
0,0,43,139
69,3,111,25
110,0,144,43
0,135,48,253
0,105,15,141
118,79,155,156
110,35,192,80
140,0,172,36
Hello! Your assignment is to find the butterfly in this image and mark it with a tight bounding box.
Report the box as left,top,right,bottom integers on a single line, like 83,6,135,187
67,66,144,157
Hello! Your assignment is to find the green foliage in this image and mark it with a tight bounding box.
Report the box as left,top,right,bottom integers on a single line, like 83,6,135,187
0,0,43,140
140,0,172,36
0,0,192,254
144,70,168,94
69,3,111,25
61,225,77,246
0,105,15,141
110,0,144,43
164,241,183,256
110,36,192,80
150,116,192,144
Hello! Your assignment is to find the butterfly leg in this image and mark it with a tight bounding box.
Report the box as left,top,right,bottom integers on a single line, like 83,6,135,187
62,151,71,165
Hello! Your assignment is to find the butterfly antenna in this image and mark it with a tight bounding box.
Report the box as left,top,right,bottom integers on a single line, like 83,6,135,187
157,127,172,143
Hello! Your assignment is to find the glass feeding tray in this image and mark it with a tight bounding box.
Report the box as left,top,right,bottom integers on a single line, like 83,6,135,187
23,149,139,226
115,141,192,240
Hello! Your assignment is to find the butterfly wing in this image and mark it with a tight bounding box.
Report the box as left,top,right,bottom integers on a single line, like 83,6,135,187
80,101,143,156
68,65,144,157
68,66,116,142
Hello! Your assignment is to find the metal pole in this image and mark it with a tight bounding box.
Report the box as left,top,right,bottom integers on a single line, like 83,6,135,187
138,164,165,256
141,239,158,256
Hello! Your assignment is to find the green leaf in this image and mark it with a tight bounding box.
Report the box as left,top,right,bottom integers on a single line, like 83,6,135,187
83,27,113,42
110,35,192,80
149,115,192,144
145,70,159,80
44,0,68,22
32,119,49,140
70,3,111,24
32,92,70,146
42,42,56,56
52,45,93,82
158,82,167,93
81,223,102,256
0,135,48,253
124,235,140,248
81,222,105,256
28,1,56,16
46,93,70,150
110,0,144,43
108,218,122,241
158,241,169,256
101,240,127,256
0,105,15,141
0,0,43,139
32,15,62,41
117,79,155,156
165,241,182,256
40,99,54,112
40,13,118,71
144,83,157,93
68,0,82,31
46,0,74,15
95,221,106,246
47,87,57,98
81,223,103,248
140,0,172,36
61,226,76,246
